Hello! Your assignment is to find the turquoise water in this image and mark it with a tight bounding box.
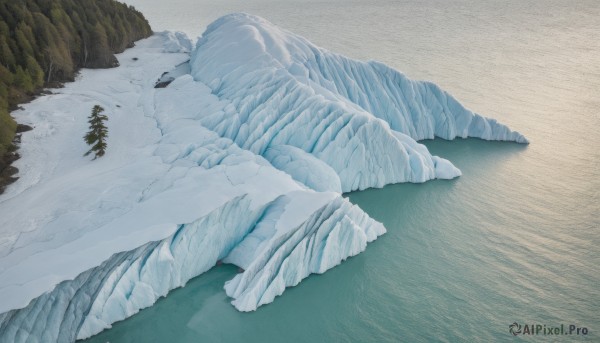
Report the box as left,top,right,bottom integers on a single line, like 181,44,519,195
85,139,598,342
88,0,599,341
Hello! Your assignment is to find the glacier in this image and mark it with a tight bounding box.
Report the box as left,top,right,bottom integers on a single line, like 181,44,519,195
0,14,526,342
190,13,526,192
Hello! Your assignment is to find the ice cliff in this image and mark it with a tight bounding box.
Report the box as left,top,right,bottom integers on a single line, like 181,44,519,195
0,14,526,342
190,13,526,192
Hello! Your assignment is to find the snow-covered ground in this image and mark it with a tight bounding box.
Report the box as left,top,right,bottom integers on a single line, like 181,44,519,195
0,14,526,342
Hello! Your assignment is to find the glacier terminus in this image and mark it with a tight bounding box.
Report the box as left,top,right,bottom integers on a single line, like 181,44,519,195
0,14,527,342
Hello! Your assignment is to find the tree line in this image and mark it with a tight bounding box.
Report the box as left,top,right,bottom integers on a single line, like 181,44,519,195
0,0,152,185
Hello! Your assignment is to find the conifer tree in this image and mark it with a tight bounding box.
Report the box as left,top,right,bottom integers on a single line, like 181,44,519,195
14,66,33,93
26,55,44,88
0,36,15,69
84,105,108,159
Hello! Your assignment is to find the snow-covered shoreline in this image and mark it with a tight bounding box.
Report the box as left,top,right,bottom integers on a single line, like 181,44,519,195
0,14,526,342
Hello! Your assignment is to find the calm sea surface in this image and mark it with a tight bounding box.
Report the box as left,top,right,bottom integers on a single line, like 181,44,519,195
87,0,599,341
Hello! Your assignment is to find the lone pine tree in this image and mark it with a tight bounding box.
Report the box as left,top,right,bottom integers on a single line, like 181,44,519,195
84,105,108,159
